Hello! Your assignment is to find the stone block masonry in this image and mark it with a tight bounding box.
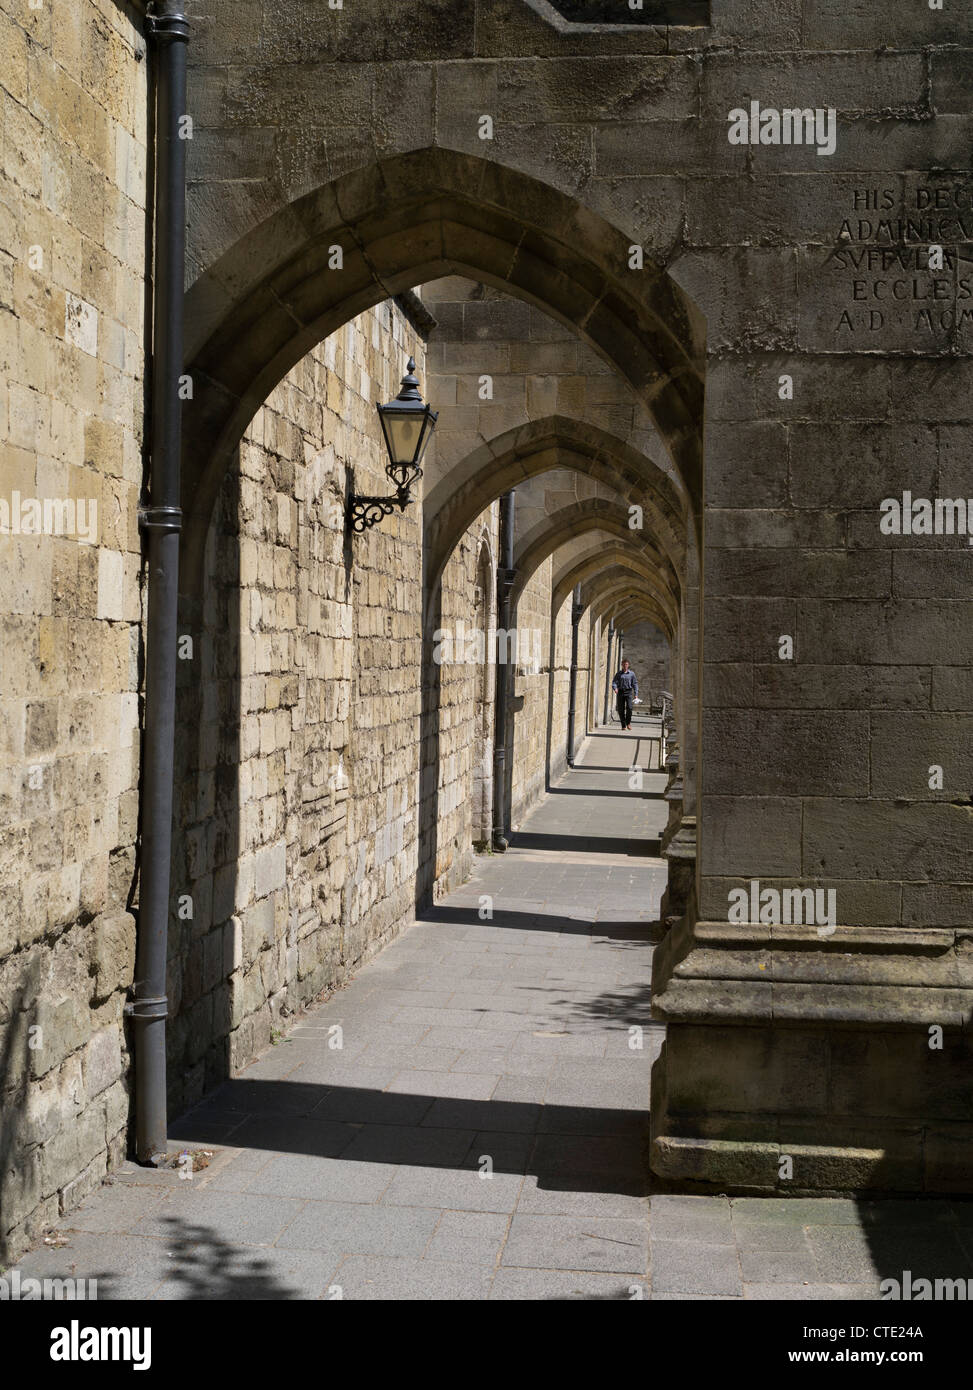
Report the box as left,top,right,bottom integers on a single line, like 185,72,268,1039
4,0,973,1270
170,300,501,1115
619,621,670,705
0,0,148,1261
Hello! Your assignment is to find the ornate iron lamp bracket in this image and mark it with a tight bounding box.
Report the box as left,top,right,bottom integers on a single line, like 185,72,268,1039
346,356,437,534
347,486,416,533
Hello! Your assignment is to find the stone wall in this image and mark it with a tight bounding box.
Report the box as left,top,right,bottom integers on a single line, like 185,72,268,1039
510,568,593,825
591,615,612,727
431,509,500,896
467,522,498,849
510,556,551,825
176,304,412,1104
0,0,148,1261
699,354,973,930
551,592,592,775
170,301,500,1113
621,621,670,702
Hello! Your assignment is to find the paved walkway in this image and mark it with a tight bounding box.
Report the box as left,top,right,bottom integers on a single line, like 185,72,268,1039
18,725,973,1299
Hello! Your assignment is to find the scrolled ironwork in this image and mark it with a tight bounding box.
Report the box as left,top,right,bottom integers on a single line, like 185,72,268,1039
348,495,397,533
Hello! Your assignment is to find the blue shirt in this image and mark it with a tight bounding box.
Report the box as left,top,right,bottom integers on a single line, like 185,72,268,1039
612,668,638,696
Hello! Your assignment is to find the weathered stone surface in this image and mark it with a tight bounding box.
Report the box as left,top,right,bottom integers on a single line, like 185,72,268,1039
701,797,802,878
5,0,973,1244
870,713,973,799
802,800,973,883
0,0,144,1258
703,709,870,797
753,663,931,711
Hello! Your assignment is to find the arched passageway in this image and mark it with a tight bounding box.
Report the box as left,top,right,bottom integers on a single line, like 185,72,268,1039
10,0,972,1294
163,145,703,1193
180,149,704,595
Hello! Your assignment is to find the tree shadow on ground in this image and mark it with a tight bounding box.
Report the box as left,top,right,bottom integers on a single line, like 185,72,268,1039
560,979,658,1028
34,1217,310,1301
147,1216,313,1300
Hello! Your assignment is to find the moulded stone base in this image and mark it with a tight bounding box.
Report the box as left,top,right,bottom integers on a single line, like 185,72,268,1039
659,815,695,929
649,917,973,1193
650,1025,973,1194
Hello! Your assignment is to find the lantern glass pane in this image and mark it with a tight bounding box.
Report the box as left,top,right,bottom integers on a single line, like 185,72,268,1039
414,413,435,465
384,413,424,464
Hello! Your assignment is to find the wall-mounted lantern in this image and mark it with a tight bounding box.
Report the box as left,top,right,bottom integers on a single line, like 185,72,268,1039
347,357,438,532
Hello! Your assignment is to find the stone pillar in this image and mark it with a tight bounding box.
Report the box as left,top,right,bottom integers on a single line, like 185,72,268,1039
659,813,696,935
566,584,582,765
660,745,682,856
602,619,615,726
650,918,973,1193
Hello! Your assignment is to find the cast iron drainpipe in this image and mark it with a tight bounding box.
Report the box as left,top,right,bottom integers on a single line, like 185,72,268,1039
125,0,190,1164
566,584,582,766
492,490,516,851
602,619,615,725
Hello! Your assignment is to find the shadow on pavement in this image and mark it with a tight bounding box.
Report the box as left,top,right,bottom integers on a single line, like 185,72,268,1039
172,1078,651,1199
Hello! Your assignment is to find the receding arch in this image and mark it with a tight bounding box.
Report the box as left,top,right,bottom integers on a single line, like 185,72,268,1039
551,540,670,607
610,603,673,640
510,502,680,609
593,581,676,643
426,416,683,539
180,148,704,593
551,548,678,624
424,419,686,607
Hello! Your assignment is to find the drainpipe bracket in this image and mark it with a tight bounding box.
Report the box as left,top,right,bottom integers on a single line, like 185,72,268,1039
124,994,169,1021
138,504,183,534
145,9,190,43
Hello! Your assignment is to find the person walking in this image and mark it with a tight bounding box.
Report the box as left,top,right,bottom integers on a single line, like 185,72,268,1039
612,658,638,731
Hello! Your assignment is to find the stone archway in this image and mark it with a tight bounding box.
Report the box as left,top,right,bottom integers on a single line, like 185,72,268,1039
180,149,704,596
174,146,713,1188
594,585,675,644
552,548,677,618
425,415,687,600
512,504,681,609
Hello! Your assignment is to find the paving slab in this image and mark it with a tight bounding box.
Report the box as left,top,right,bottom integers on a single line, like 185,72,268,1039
489,1269,648,1300
16,727,961,1300
502,1214,649,1274
329,1255,495,1300
274,1200,441,1257
381,1164,525,1213
650,1239,745,1297
423,1211,512,1265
